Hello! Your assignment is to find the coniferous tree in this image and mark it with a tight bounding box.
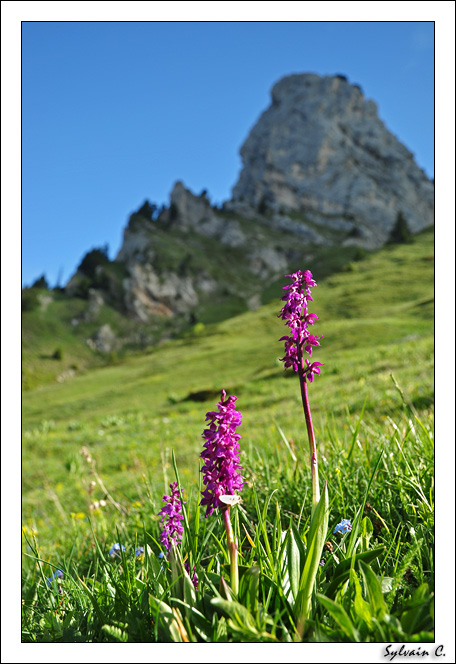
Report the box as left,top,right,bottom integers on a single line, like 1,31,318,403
31,274,49,289
387,211,412,244
137,200,157,221
78,246,110,280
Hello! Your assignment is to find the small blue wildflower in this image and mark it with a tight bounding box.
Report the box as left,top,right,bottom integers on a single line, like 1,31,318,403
46,569,64,587
333,519,352,534
109,542,126,557
157,550,165,572
319,559,325,567
136,546,145,557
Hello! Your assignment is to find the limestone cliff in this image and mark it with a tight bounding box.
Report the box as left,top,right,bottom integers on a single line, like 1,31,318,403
230,73,434,248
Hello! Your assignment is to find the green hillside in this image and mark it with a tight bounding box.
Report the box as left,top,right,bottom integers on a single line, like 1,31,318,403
22,229,434,553
22,205,374,392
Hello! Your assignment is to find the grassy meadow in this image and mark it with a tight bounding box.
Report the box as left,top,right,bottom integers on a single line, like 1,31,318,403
21,229,434,642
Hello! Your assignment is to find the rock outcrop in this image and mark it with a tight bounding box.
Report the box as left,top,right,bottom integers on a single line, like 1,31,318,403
122,263,200,322
164,181,246,248
86,324,118,354
230,73,434,248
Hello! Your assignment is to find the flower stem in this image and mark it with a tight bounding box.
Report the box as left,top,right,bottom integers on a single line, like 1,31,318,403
298,350,320,511
222,506,239,596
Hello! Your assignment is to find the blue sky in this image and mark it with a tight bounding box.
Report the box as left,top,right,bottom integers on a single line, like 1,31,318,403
21,20,435,287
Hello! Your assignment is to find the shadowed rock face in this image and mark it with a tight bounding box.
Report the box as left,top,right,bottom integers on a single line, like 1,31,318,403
230,73,434,248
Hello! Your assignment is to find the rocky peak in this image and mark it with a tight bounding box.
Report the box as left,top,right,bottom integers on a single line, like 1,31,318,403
230,72,434,248
169,180,212,228
167,181,246,247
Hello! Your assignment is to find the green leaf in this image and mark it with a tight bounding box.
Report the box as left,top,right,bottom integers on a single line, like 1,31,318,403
274,500,283,555
361,516,374,550
215,615,228,641
219,575,235,601
75,574,106,625
325,546,385,599
101,624,129,642
306,480,328,550
211,597,276,641
239,565,260,614
400,583,433,636
172,599,212,642
295,482,329,624
149,596,184,642
317,593,360,642
381,577,394,593
287,521,305,602
351,570,373,629
168,542,197,612
359,560,388,620
211,597,258,636
182,564,197,612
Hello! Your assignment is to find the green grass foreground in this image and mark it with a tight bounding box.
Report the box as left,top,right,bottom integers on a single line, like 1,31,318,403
21,230,434,642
